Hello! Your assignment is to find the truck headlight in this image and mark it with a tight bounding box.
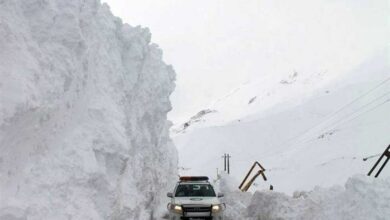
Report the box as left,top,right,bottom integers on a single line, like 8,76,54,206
168,203,182,214
212,204,225,213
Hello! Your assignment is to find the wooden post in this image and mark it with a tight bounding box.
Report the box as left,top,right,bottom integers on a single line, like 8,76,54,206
239,161,267,192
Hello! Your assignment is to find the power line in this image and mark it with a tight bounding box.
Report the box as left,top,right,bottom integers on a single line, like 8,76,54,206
269,77,390,152
291,97,390,151
288,94,390,151
306,78,388,132
331,98,390,129
323,77,390,120
293,80,390,144
231,77,390,163
294,91,390,143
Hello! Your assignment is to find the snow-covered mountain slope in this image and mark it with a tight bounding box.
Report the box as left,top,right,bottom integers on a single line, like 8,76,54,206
171,64,342,133
0,0,177,219
173,51,390,194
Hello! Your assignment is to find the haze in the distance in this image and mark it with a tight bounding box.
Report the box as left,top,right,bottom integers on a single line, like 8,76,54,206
103,0,388,123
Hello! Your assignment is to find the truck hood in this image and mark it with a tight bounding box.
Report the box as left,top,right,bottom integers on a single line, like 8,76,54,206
173,197,221,205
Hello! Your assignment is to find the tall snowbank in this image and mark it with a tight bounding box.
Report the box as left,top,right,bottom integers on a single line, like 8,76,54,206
247,175,390,220
218,174,253,220
0,0,177,219
222,175,390,220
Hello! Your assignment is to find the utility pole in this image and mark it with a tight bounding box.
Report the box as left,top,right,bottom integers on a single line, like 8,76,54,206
368,145,390,178
222,154,226,172
227,154,231,174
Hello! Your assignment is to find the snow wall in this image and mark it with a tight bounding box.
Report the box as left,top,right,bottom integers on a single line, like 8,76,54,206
0,0,177,219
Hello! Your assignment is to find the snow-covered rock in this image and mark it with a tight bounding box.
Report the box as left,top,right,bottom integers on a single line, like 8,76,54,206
0,0,177,219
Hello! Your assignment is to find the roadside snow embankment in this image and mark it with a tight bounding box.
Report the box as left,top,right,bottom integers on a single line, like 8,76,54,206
0,0,177,219
220,175,390,220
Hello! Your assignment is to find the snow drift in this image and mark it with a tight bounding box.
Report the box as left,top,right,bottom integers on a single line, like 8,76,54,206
0,0,177,219
220,175,390,220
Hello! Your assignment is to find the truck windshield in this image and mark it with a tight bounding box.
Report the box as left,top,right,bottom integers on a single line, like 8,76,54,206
175,184,216,197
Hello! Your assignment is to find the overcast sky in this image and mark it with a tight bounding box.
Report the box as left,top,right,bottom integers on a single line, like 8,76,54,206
103,0,388,123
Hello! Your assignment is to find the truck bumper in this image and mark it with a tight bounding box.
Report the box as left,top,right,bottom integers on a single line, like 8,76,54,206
168,212,224,220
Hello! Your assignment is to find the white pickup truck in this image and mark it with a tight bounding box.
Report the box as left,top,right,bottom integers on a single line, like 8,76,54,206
167,176,225,220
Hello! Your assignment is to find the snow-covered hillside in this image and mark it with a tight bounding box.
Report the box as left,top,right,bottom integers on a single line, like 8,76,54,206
0,0,177,219
173,51,390,194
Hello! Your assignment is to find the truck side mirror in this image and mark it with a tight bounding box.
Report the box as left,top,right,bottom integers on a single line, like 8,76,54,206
217,193,224,198
167,192,173,198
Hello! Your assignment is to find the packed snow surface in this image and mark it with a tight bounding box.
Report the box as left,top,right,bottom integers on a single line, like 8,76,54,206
219,175,390,220
0,0,177,219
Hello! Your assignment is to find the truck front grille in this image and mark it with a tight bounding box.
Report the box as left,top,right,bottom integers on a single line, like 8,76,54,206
182,205,212,218
183,206,211,212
